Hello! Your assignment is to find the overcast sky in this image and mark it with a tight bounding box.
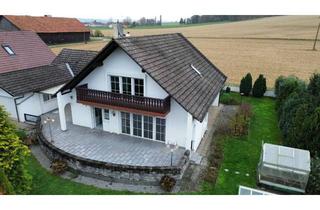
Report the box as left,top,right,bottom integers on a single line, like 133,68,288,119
1,0,320,22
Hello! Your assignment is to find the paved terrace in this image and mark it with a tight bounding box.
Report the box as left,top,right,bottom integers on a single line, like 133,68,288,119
41,111,185,167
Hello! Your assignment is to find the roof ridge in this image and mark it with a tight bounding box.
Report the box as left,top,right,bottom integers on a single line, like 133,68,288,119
60,48,99,53
115,33,181,40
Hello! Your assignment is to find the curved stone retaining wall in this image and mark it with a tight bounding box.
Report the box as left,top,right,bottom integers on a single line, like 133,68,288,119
36,124,189,185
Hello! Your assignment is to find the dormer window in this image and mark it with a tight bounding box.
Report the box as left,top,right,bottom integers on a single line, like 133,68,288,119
2,45,15,56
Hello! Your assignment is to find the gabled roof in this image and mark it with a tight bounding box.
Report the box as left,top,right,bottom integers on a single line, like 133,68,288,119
52,48,98,76
0,48,97,96
0,64,72,96
0,31,56,73
2,15,90,33
60,33,227,121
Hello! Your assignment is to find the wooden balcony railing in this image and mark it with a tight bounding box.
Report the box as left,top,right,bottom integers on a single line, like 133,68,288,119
76,86,171,115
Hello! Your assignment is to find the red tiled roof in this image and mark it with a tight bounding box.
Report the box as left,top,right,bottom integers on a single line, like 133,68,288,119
3,15,90,33
0,31,56,73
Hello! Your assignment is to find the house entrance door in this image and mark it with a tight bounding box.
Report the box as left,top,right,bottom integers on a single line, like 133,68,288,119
94,108,102,128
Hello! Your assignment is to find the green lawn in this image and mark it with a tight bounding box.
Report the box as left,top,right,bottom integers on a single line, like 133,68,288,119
26,155,134,195
201,93,282,194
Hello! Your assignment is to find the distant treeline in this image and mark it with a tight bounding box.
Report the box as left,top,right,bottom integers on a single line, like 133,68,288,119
179,15,276,24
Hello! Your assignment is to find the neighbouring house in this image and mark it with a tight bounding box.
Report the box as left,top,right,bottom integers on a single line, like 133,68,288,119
0,15,90,44
0,31,97,122
56,33,226,150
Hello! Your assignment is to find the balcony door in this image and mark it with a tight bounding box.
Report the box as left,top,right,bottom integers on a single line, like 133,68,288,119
94,108,103,128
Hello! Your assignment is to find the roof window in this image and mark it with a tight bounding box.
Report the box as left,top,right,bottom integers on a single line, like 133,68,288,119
2,45,15,56
190,64,202,77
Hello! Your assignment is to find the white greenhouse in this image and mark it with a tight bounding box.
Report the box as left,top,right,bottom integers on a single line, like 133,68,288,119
257,143,311,193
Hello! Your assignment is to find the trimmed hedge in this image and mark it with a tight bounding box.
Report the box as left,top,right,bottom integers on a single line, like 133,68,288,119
275,74,320,156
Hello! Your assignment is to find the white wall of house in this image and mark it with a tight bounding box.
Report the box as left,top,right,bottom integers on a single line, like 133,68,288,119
16,93,58,122
0,87,58,122
56,47,217,150
0,88,17,119
212,92,220,106
79,48,168,99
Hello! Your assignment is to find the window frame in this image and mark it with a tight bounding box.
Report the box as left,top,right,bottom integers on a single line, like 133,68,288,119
134,78,144,97
104,109,110,120
156,118,166,142
133,114,142,137
110,76,120,93
42,93,56,102
122,77,132,95
143,115,153,139
121,112,131,134
2,44,15,56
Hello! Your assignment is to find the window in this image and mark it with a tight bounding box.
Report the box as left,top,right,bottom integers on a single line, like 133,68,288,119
111,76,120,93
156,118,166,142
190,64,202,77
134,79,144,96
122,77,132,95
2,45,15,55
121,112,130,134
133,114,142,137
43,93,55,102
143,116,153,139
104,109,110,120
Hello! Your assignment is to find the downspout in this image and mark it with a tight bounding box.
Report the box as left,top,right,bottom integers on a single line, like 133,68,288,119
14,93,35,122
13,95,24,122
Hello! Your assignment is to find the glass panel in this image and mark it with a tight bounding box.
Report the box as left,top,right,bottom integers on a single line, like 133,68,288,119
143,116,153,139
133,114,142,137
134,79,144,96
156,118,166,142
122,77,132,95
43,94,50,102
104,109,109,120
121,112,130,134
3,46,15,55
111,76,120,93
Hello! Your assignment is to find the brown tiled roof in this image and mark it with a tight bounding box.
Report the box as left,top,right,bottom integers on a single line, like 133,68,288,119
0,31,56,73
61,33,227,121
3,15,90,33
52,48,98,76
0,64,72,96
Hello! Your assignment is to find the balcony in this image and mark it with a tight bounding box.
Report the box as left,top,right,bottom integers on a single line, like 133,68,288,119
76,86,171,116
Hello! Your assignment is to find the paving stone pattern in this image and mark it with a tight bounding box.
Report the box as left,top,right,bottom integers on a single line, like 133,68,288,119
42,113,185,167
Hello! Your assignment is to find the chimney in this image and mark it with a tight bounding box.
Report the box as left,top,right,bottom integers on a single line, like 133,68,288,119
113,22,124,38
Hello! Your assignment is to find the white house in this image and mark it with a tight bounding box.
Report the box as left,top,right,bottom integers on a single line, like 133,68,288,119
0,31,97,122
56,33,226,150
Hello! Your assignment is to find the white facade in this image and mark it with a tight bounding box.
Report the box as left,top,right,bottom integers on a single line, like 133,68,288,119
57,47,219,150
0,87,58,122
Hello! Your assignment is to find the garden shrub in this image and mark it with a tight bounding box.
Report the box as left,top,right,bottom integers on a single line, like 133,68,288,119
225,86,231,93
51,159,68,175
160,175,176,192
230,104,252,136
239,73,252,96
0,168,14,195
275,74,320,156
307,157,320,194
219,94,240,105
0,105,31,194
274,75,306,111
252,74,267,97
